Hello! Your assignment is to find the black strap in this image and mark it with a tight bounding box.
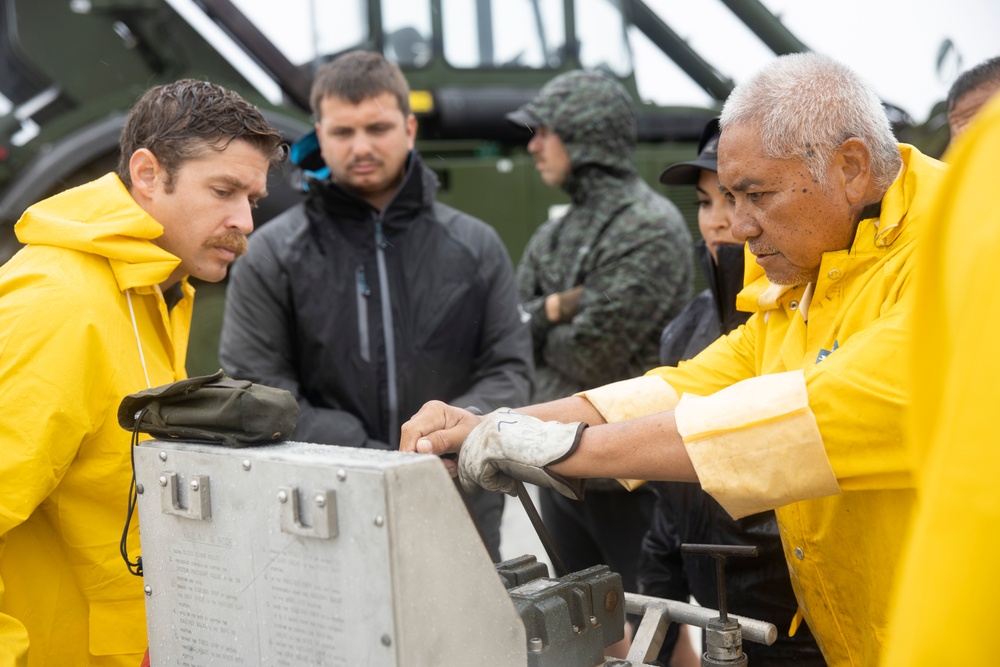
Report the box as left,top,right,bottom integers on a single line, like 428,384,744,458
120,406,148,577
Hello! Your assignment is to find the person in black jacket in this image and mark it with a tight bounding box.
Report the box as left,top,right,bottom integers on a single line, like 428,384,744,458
219,51,533,559
639,118,825,666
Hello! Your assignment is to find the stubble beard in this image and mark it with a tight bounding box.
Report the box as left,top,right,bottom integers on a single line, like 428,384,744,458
748,239,815,286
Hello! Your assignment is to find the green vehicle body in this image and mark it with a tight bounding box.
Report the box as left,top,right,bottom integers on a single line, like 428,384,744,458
0,0,948,374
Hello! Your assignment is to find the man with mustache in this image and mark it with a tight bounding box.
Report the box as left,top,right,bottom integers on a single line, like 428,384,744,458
0,79,285,665
220,51,533,560
401,53,947,666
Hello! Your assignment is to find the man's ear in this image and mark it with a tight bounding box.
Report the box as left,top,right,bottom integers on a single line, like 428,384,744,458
406,113,418,150
129,148,162,198
835,137,872,205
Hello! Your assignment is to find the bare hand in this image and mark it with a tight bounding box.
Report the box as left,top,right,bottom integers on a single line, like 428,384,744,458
399,400,483,459
545,285,585,323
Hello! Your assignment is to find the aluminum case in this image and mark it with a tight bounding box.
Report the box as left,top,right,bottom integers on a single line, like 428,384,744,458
134,440,527,666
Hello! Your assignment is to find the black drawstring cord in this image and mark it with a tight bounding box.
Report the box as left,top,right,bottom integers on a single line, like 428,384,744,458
120,406,150,577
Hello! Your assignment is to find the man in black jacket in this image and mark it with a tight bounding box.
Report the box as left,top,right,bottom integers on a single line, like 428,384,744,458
219,51,533,558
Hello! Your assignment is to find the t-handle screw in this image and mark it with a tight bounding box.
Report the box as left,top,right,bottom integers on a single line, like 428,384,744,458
680,544,758,622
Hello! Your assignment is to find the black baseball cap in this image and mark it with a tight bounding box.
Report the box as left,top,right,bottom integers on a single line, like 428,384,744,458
659,117,721,185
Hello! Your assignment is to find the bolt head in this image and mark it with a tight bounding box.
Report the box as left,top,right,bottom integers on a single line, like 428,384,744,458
604,588,620,613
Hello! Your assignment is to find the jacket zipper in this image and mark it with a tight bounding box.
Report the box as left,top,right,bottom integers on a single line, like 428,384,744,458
374,217,400,448
356,265,371,362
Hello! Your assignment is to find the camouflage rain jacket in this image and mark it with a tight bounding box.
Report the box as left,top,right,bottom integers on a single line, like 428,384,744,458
516,70,693,403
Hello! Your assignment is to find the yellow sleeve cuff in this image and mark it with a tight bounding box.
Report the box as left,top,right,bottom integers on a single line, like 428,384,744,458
675,370,840,519
576,375,680,422
577,375,681,491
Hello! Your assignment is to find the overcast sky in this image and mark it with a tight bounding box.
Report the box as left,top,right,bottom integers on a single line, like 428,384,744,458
224,0,998,125
635,0,1000,122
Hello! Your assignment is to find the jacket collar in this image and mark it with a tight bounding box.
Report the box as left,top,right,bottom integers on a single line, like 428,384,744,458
562,163,637,206
700,241,749,331
311,151,436,229
736,144,947,313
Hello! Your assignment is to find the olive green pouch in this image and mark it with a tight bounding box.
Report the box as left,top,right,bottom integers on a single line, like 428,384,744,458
117,369,299,447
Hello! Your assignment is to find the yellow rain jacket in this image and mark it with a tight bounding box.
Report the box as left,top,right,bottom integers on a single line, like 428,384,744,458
882,97,1000,665
0,174,193,666
581,145,946,666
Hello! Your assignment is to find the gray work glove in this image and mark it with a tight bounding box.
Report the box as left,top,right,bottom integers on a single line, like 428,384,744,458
458,408,587,500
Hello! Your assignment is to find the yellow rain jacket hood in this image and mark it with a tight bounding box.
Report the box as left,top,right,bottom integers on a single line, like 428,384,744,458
0,174,194,666
580,145,947,666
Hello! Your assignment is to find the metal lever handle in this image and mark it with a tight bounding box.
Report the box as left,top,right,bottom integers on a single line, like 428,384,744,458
680,543,758,622
514,480,569,577
682,544,760,666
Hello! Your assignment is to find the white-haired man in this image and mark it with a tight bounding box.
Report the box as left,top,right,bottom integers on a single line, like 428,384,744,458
401,53,948,666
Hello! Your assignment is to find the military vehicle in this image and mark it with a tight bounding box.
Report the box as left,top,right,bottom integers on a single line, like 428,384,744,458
0,0,946,375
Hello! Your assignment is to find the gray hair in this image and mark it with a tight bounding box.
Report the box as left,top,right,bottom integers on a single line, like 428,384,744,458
720,53,901,194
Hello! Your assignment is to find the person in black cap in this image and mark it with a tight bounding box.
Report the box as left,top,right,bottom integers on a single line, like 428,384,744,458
656,118,746,368
636,118,825,667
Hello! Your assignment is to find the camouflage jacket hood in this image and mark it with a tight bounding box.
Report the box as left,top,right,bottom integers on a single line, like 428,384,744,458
516,72,694,404
519,70,637,201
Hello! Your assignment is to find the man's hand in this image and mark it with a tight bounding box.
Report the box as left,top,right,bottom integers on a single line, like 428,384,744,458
458,408,586,499
544,285,585,323
400,400,484,475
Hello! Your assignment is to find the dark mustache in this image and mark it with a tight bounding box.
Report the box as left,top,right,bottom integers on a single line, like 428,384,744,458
348,158,384,169
206,230,248,258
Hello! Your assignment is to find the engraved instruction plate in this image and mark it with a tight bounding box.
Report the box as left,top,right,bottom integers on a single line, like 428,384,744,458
134,441,527,667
